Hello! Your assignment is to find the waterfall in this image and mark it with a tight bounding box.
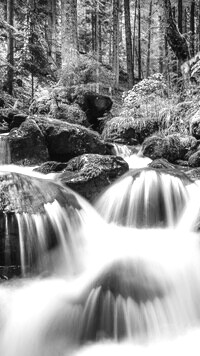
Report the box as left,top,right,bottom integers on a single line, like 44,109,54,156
0,134,11,165
0,166,200,356
112,143,152,169
95,168,190,228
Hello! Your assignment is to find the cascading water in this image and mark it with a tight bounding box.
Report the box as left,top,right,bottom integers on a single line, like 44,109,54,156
0,134,11,165
112,143,152,169
0,161,200,356
95,168,191,228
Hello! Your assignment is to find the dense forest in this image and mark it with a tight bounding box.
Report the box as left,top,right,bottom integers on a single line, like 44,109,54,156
0,0,200,103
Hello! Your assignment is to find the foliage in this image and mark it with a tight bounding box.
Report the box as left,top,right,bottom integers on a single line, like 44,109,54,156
59,53,115,87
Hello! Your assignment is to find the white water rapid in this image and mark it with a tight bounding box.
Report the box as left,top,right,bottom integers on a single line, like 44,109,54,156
0,134,11,165
0,146,200,355
111,143,152,169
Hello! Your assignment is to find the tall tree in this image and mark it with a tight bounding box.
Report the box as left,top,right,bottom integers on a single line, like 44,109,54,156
61,0,78,69
137,0,142,80
190,0,195,56
146,0,153,78
47,0,57,65
132,0,137,84
124,0,134,87
178,0,183,33
162,0,189,63
112,0,120,89
7,0,14,95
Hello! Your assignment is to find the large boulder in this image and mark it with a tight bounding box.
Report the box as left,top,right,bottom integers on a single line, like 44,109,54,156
190,109,200,139
102,116,159,145
34,161,69,174
141,134,198,163
8,118,49,165
73,89,113,129
57,153,129,201
49,103,90,127
34,117,111,162
188,150,200,167
30,86,113,130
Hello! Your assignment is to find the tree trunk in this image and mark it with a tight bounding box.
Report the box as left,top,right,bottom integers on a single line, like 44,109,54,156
47,0,57,64
178,0,183,33
61,0,78,69
190,0,195,57
7,0,14,95
138,0,142,80
96,0,100,93
146,0,153,77
198,0,200,51
91,10,96,52
124,0,133,88
163,0,190,63
159,16,164,74
112,0,120,89
132,0,137,84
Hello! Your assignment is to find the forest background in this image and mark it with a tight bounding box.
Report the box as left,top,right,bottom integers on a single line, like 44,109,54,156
0,0,199,112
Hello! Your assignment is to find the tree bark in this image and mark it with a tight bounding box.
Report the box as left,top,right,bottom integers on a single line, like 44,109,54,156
61,0,78,69
132,0,137,84
146,0,153,77
163,0,190,63
47,0,57,64
138,0,142,80
178,0,183,33
190,0,195,57
124,0,133,88
112,0,120,89
7,0,14,95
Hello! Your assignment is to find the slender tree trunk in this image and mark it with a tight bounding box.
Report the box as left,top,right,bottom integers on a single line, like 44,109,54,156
61,0,78,69
163,0,190,63
124,0,133,87
112,0,120,89
159,16,164,73
91,10,96,52
138,0,142,80
164,35,169,77
178,0,183,33
146,0,153,78
47,0,57,64
7,0,14,95
184,7,187,34
198,0,200,51
132,0,137,84
96,0,100,93
190,0,195,57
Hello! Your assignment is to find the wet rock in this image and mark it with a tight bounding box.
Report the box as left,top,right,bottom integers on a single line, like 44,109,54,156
34,161,69,174
57,153,129,201
30,86,112,130
188,150,200,167
141,134,198,163
102,116,159,145
148,158,177,170
50,103,89,127
34,117,110,162
190,109,200,139
73,90,113,129
186,167,200,181
8,118,49,165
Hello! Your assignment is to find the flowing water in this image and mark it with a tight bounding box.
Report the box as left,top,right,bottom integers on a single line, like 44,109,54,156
0,134,11,165
0,138,200,355
112,143,152,168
